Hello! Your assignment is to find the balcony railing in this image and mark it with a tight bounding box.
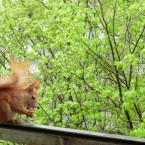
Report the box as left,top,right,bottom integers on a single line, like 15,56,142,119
0,124,145,145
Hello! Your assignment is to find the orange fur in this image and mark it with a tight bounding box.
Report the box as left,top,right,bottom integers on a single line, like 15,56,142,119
0,59,40,123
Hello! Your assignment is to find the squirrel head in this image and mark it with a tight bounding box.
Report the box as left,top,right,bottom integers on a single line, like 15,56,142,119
25,81,40,110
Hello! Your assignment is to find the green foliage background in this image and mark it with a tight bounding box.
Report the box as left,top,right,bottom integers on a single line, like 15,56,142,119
0,0,145,138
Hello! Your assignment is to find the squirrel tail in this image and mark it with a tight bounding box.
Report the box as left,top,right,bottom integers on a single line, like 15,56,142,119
0,59,33,88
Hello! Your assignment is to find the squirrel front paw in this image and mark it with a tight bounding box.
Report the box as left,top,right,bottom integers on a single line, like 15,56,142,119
26,110,34,118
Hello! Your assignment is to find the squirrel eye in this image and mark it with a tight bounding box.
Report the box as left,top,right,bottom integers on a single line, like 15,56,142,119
32,96,35,100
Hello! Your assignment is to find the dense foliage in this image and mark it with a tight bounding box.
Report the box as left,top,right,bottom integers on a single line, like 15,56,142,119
0,0,145,138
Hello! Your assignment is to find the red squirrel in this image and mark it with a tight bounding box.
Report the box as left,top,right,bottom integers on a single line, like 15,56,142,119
0,59,40,123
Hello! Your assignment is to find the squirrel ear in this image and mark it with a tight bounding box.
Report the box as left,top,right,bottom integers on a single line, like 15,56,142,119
34,81,40,90
26,81,40,92
26,83,35,92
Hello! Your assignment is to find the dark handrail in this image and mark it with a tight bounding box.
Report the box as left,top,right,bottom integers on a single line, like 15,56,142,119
0,123,145,145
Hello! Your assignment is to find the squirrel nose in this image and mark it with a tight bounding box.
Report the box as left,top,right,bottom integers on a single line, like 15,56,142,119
37,106,40,109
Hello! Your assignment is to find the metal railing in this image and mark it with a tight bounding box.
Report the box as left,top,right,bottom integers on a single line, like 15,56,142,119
0,124,145,145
